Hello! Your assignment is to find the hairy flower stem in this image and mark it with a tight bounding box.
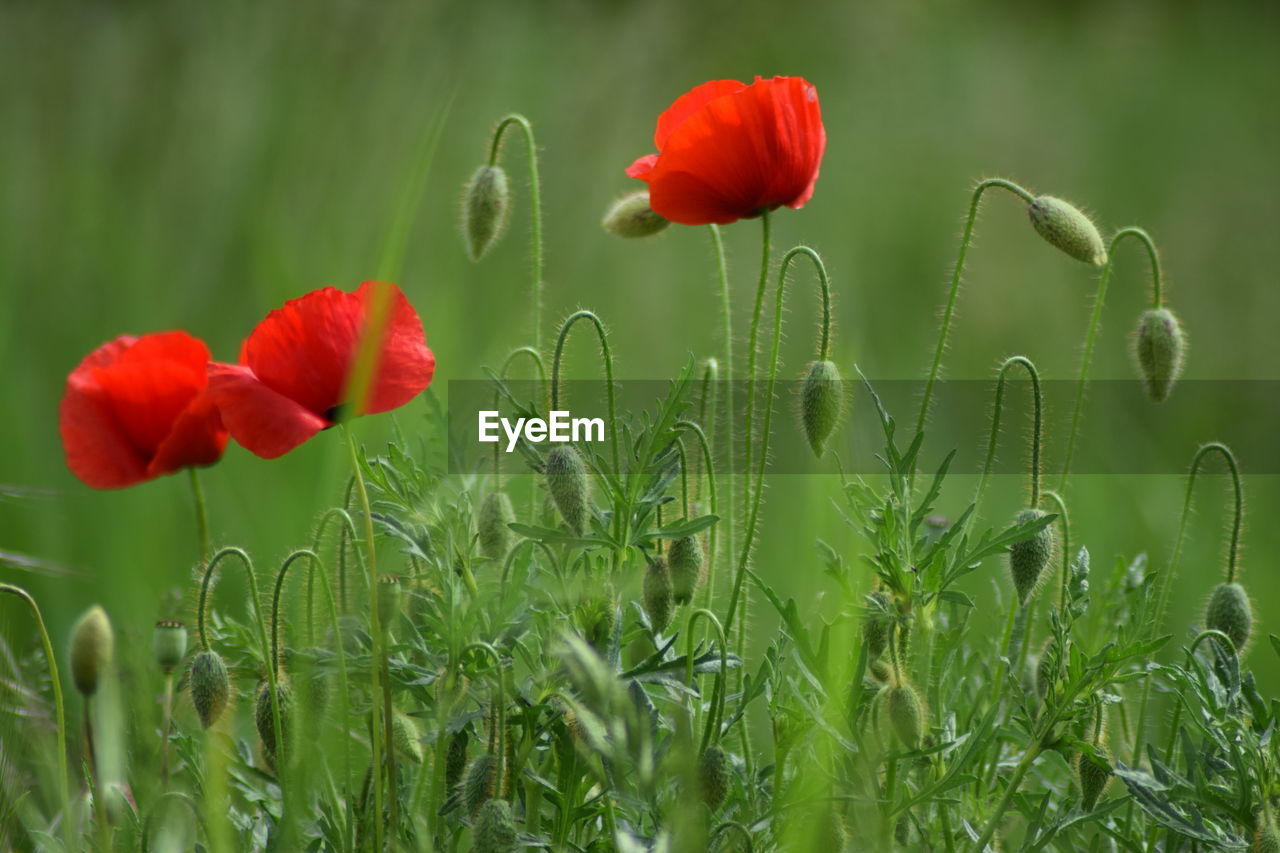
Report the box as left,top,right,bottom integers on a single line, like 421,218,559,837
550,311,620,473
675,419,718,611
974,356,1043,510
188,468,210,562
0,584,70,846
1058,227,1163,492
1038,491,1071,613
685,609,729,752
342,425,388,853
489,114,545,351
914,178,1035,480
1131,442,1242,765
307,508,358,645
707,225,735,618
499,346,548,522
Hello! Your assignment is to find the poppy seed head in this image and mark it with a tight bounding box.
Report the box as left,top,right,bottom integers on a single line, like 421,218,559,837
69,605,113,698
152,620,188,673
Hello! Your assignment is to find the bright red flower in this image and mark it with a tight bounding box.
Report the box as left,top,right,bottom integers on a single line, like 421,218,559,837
208,282,435,459
626,76,826,226
60,331,228,489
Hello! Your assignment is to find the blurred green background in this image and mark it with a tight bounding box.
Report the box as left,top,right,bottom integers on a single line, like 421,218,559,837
2,0,1278,691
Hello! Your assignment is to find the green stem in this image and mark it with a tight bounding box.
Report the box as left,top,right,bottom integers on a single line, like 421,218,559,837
550,310,620,474
1058,227,1163,492
915,178,1035,448
970,742,1043,853
707,225,734,614
0,584,70,844
489,114,544,352
307,508,358,646
675,419,718,610
974,356,1043,509
1038,490,1071,614
188,468,210,562
684,609,729,752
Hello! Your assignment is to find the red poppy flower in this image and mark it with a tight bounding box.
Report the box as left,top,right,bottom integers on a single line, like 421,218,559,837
60,331,228,489
625,76,826,226
208,282,435,459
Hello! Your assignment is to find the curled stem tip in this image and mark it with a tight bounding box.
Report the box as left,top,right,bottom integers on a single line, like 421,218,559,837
550,310,620,472
976,356,1044,508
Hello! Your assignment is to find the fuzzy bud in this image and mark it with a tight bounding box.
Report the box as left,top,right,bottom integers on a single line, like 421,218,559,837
462,754,498,816
643,556,674,633
446,730,469,790
800,360,843,457
189,650,230,729
69,605,113,698
1009,508,1054,605
392,709,424,764
462,165,511,261
602,191,670,238
1133,308,1185,403
255,680,293,771
152,620,188,673
1253,821,1280,853
886,683,927,750
478,491,516,561
545,445,590,534
1028,196,1107,266
473,798,518,853
582,589,617,653
1076,746,1113,811
697,746,731,810
1206,581,1252,653
863,589,891,662
377,575,402,631
667,535,705,605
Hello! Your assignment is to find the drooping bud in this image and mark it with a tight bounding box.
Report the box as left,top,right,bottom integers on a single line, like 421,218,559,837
1009,508,1054,605
1253,820,1280,853
462,165,511,261
69,605,113,698
445,729,469,790
1076,746,1113,810
1028,196,1107,266
581,588,617,653
1133,308,1185,403
545,445,590,534
1206,581,1252,653
668,535,705,605
697,745,731,810
886,683,927,750
643,556,674,633
189,650,230,729
602,191,670,238
152,620,188,674
462,754,498,816
800,360,843,457
392,709,424,764
255,679,293,771
863,589,891,662
478,491,516,561
377,575,402,632
473,798,519,853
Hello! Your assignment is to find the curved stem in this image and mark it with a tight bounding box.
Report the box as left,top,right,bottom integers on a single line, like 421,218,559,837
496,346,550,481
974,355,1044,509
0,584,70,840
711,821,755,852
196,547,270,661
1058,227,1164,492
489,114,544,351
1038,490,1071,614
188,468,210,562
915,178,1035,446
307,508,358,646
676,419,719,610
684,609,728,752
550,310,620,474
272,551,318,670
140,790,203,852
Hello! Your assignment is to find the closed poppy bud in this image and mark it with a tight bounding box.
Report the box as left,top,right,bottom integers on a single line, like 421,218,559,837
70,605,113,697
445,730,469,790
886,683,926,750
189,650,230,729
1206,581,1252,653
152,620,188,673
473,798,518,853
545,445,590,534
627,76,825,226
1076,746,1113,810
462,165,511,261
1134,308,1185,403
668,535,705,604
863,590,892,662
1253,821,1280,853
643,556,674,632
462,754,498,816
377,574,402,631
800,360,843,457
602,191,670,238
697,745,731,810
1028,196,1107,266
478,491,516,561
1009,509,1054,605
255,680,293,771
391,709,423,764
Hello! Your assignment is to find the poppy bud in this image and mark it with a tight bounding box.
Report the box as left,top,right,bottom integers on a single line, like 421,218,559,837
697,746,731,810
69,605,113,698
1133,308,1185,403
255,680,293,771
868,659,892,683
643,556,674,633
1206,581,1252,653
800,360,843,458
462,165,511,261
823,810,849,850
582,589,617,653
668,535,705,605
1035,637,1059,702
1253,821,1280,853
1009,509,1054,605
894,815,911,846
478,491,516,561
1076,746,1113,810
473,798,518,853
886,683,926,749
462,754,498,816
152,620,188,674
392,709,423,764
377,575,402,631
863,590,891,662
545,445,590,534
1028,196,1107,266
602,191,670,238
189,650,230,729
446,730,469,790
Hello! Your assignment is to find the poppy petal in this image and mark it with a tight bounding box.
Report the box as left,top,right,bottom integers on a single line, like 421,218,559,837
355,281,436,415
60,373,150,489
147,391,228,478
653,79,747,149
625,154,659,180
206,363,329,460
